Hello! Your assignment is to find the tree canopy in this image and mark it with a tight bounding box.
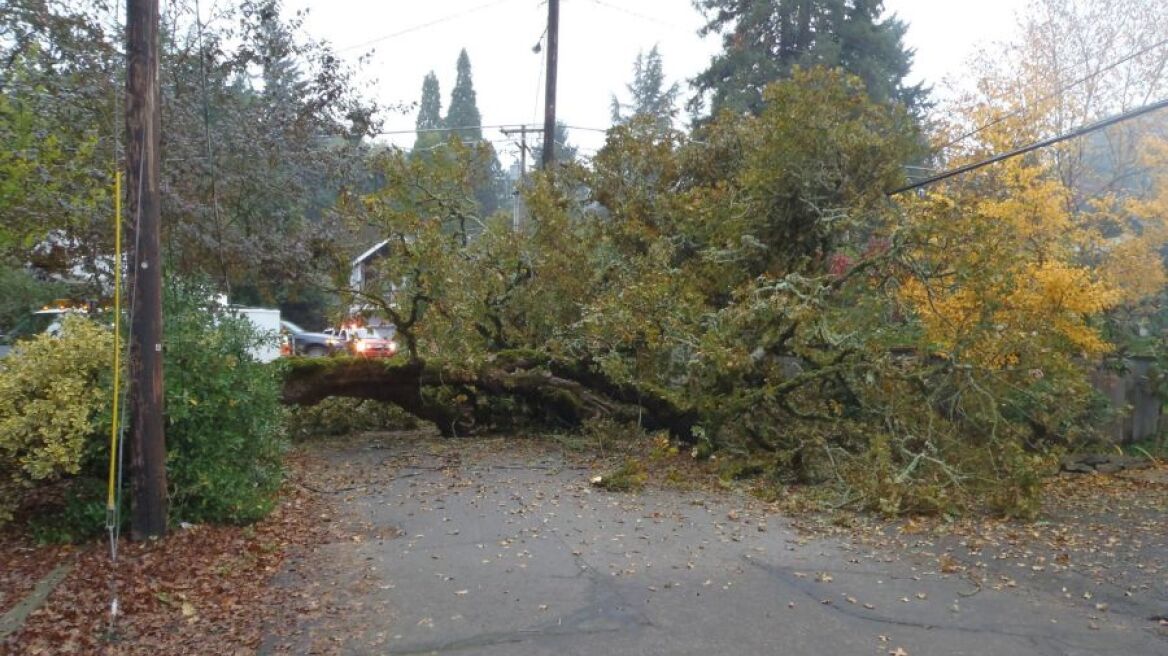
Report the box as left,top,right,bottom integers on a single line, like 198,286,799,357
445,49,483,142
611,45,681,132
690,0,927,117
413,71,443,152
0,0,379,325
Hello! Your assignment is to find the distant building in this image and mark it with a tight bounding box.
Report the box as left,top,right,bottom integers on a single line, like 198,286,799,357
348,239,401,316
349,238,391,293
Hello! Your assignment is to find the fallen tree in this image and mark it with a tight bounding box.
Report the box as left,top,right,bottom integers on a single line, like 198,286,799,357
293,68,1168,518
281,352,697,438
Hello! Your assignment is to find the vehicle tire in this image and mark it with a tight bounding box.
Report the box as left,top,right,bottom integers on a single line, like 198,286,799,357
304,345,328,358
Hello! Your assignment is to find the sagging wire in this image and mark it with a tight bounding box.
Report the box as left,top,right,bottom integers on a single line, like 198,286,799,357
105,170,123,556
193,0,229,294
105,0,126,637
106,132,145,638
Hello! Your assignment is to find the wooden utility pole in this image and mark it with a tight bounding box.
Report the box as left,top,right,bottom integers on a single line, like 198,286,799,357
500,125,533,230
541,0,559,169
125,0,167,540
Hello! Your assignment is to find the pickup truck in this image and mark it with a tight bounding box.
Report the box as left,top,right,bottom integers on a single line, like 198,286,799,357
338,325,398,358
280,320,340,357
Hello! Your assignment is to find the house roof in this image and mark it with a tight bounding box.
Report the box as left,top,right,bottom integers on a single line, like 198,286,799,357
352,239,391,266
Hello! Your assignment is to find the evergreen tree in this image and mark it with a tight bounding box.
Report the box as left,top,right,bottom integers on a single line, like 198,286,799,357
414,72,443,152
611,45,680,131
473,143,506,217
253,1,307,231
445,49,502,216
416,72,443,131
258,4,305,113
444,49,482,141
554,122,578,163
690,0,926,118
532,122,577,167
409,50,501,218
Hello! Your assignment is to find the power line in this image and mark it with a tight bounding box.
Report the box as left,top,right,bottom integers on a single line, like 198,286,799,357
374,123,540,136
4,120,604,155
409,136,516,151
372,122,610,136
587,0,689,32
891,96,1168,195
561,124,608,133
194,0,228,292
939,35,1168,151
337,0,518,53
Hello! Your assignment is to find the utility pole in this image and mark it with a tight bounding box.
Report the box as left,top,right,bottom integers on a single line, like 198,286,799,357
500,125,533,230
125,0,167,540
541,0,559,169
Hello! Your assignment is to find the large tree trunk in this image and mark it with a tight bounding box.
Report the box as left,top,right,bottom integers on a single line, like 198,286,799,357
281,354,697,439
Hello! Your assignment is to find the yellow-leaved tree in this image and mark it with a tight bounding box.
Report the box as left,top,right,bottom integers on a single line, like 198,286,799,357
902,0,1168,370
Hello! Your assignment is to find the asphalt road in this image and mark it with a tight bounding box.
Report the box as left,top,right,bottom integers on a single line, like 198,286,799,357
263,435,1167,655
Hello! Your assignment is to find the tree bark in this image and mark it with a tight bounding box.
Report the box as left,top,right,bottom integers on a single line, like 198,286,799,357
281,354,697,439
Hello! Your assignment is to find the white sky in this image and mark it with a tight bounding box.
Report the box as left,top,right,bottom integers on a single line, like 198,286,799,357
288,0,1026,164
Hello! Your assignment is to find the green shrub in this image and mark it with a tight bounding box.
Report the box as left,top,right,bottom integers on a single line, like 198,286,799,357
0,317,113,523
27,477,113,544
161,281,287,524
1,281,290,534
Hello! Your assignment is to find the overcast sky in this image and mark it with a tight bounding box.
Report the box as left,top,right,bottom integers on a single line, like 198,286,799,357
288,0,1026,164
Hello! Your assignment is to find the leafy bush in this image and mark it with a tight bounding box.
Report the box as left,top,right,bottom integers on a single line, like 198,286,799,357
27,477,113,544
162,281,287,524
0,317,113,523
0,281,290,533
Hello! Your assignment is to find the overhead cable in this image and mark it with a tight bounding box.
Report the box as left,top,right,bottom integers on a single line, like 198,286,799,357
890,96,1168,195
338,0,518,53
939,35,1168,151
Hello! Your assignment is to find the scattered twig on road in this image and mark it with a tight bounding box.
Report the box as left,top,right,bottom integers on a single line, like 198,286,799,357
957,579,983,597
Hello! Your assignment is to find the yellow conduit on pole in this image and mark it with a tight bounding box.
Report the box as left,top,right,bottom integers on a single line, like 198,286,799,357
107,171,122,514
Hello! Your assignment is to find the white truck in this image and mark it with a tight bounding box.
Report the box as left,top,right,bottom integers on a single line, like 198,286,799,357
1,300,284,364
0,302,89,357
228,306,282,363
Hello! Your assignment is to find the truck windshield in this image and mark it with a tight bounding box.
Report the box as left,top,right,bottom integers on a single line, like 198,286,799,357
370,326,396,339
5,313,58,340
